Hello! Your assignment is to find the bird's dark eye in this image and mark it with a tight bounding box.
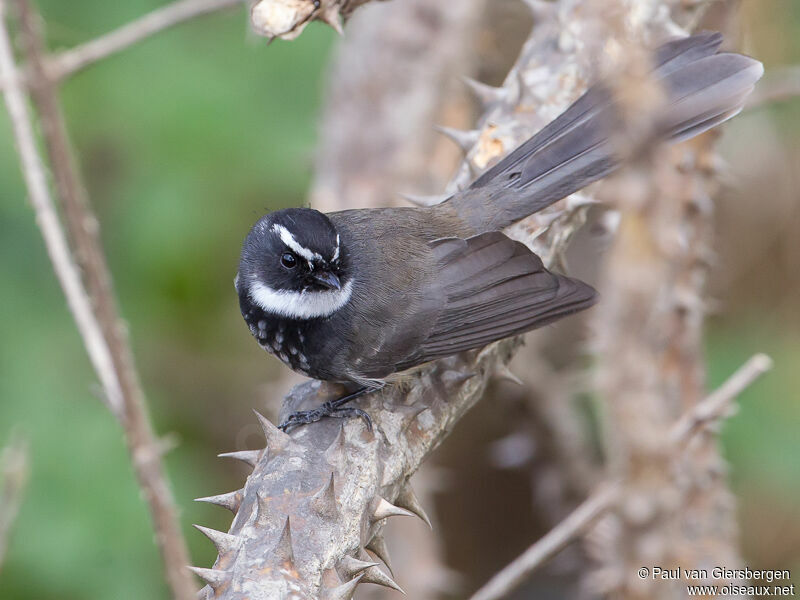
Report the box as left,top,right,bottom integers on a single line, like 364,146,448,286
280,252,297,269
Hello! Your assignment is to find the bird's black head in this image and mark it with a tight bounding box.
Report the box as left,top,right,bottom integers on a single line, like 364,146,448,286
237,208,352,320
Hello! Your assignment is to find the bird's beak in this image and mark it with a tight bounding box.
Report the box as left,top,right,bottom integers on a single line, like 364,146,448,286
312,270,342,291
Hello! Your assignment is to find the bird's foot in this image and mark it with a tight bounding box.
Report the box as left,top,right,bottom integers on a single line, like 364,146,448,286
278,386,378,432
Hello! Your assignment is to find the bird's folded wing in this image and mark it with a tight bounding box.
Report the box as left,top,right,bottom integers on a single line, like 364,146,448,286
402,231,597,367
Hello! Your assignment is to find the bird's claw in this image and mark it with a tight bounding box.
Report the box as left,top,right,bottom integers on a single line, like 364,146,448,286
278,402,373,432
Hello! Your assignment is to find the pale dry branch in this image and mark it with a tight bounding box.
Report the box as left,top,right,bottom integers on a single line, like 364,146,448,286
469,350,771,600
4,1,195,598
47,0,245,82
468,485,620,600
670,353,773,444
0,0,124,418
0,435,29,571
589,2,751,597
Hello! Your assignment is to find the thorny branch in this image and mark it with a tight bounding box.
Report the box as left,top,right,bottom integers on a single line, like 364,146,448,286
2,1,195,598
588,2,756,597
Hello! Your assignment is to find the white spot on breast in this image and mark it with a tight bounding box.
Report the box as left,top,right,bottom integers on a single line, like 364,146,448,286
258,320,267,330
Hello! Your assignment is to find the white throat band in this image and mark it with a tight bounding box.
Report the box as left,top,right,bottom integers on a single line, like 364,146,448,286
249,278,353,319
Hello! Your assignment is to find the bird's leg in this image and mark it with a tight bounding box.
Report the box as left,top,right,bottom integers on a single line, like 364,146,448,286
278,385,383,432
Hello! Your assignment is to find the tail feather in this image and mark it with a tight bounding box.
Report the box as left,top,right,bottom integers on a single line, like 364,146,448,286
452,32,763,233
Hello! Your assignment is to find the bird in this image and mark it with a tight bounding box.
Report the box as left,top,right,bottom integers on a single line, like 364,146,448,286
235,33,763,431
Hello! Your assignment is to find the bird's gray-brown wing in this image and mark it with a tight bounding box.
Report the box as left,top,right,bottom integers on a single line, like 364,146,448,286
396,231,597,370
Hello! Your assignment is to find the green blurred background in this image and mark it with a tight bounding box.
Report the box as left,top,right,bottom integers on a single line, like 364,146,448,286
0,1,797,598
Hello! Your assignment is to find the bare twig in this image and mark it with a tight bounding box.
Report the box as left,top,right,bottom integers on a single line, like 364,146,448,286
467,349,771,600
670,353,773,444
0,435,29,572
47,0,244,82
4,1,195,598
468,485,620,600
746,66,800,111
0,0,123,417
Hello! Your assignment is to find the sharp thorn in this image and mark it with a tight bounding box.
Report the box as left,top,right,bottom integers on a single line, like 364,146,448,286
187,566,229,589
361,565,405,594
319,5,344,35
398,192,450,207
325,574,364,600
310,472,338,518
274,516,294,564
462,76,507,105
192,524,241,556
194,489,243,513
339,555,379,578
365,532,393,575
217,449,261,467
434,125,480,151
395,485,433,529
253,410,291,452
493,364,524,386
372,497,415,522
324,423,347,461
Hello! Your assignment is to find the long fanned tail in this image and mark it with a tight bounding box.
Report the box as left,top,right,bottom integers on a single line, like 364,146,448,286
450,32,763,232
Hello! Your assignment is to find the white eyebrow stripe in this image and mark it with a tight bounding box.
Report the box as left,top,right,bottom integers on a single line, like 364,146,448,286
332,234,340,262
271,224,323,263
249,278,353,319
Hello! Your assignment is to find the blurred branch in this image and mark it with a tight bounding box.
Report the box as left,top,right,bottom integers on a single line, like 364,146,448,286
250,0,383,40
0,0,124,418
47,0,244,82
589,2,751,597
2,1,195,599
746,65,800,110
0,0,245,90
469,350,770,600
670,353,772,443
0,435,29,572
469,485,619,600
